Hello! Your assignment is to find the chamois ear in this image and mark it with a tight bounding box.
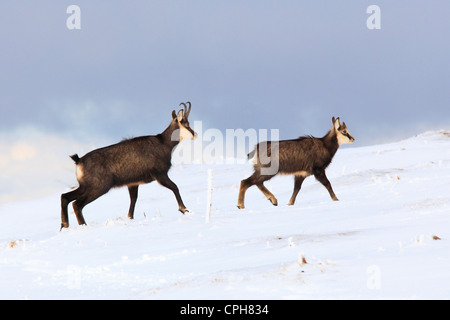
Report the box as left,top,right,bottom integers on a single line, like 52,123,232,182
177,109,183,122
172,110,177,120
333,117,341,130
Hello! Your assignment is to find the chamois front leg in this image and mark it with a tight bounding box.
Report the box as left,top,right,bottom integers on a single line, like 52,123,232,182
127,185,139,219
314,169,339,201
156,173,188,214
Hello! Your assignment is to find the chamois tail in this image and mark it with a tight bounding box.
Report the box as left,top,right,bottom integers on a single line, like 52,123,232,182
70,154,80,164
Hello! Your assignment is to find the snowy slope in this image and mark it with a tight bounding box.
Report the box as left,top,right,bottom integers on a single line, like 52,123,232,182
0,131,450,299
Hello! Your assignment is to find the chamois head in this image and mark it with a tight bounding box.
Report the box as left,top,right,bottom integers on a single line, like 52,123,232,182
172,101,197,141
332,117,355,145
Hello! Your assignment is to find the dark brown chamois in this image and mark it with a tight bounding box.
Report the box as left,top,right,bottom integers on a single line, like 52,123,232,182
61,102,197,229
237,117,355,209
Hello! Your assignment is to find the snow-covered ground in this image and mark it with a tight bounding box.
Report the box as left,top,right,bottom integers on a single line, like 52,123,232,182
1,131,450,300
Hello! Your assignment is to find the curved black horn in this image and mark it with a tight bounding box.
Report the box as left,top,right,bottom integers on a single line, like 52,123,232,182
179,102,191,118
185,101,191,118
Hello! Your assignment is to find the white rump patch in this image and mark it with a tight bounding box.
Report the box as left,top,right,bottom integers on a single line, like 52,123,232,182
75,164,84,181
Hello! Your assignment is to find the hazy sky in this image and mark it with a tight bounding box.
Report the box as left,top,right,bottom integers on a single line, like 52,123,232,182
1,1,449,145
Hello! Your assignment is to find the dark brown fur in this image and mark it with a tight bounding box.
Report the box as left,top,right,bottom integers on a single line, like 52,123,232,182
61,102,196,229
237,117,354,209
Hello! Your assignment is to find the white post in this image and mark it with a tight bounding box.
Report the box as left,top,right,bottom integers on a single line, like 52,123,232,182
206,169,213,223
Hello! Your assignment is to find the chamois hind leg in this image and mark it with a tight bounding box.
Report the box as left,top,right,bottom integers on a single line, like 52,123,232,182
256,182,278,206
127,185,139,219
237,172,257,209
72,185,111,226
237,170,276,209
60,187,84,230
314,169,339,201
288,175,306,206
155,173,188,214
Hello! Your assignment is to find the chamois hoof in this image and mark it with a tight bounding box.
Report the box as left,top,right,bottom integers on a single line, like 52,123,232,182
237,204,245,209
60,223,69,231
269,198,278,206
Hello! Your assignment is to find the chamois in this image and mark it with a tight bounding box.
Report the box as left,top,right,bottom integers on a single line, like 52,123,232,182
237,117,355,209
60,102,197,229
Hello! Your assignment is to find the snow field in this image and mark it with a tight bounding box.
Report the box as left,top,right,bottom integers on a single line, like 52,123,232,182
0,131,449,299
